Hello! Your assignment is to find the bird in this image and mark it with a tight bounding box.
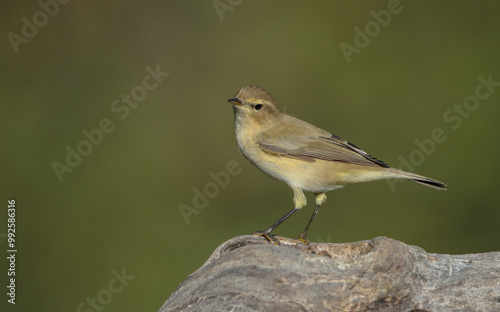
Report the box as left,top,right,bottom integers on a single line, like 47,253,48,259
227,85,446,244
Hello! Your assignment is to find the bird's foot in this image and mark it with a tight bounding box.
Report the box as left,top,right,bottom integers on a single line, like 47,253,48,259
251,230,280,245
297,233,310,245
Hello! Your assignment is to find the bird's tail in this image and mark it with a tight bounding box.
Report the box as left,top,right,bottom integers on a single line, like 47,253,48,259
387,168,447,190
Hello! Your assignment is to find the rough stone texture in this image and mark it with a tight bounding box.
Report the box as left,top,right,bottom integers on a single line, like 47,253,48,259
159,236,500,312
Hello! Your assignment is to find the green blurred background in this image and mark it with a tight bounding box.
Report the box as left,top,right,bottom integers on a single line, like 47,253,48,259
1,1,499,311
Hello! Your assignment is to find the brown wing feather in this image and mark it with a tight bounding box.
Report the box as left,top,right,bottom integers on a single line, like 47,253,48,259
257,115,389,168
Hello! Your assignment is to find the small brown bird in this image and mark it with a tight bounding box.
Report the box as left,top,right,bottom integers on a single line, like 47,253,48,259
228,85,446,243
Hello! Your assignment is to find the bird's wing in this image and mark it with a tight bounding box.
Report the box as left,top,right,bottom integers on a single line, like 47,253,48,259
257,118,389,168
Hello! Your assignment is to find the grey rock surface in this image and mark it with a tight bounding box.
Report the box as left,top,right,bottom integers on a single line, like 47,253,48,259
160,236,500,312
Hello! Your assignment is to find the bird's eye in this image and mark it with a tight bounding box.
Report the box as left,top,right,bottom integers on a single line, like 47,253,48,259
254,104,263,111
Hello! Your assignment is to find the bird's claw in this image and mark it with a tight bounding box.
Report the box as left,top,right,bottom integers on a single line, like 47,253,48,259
297,234,310,245
252,231,280,245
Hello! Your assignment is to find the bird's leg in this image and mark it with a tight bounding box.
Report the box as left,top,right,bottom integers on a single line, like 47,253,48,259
298,192,327,245
252,187,307,244
252,207,298,244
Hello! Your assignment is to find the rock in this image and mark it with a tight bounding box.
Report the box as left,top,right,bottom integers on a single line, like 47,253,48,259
159,235,500,312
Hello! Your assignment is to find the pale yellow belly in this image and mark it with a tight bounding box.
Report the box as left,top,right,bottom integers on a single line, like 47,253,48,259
248,150,391,193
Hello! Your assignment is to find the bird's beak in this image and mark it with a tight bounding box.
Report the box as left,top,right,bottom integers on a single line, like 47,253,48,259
227,98,243,106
